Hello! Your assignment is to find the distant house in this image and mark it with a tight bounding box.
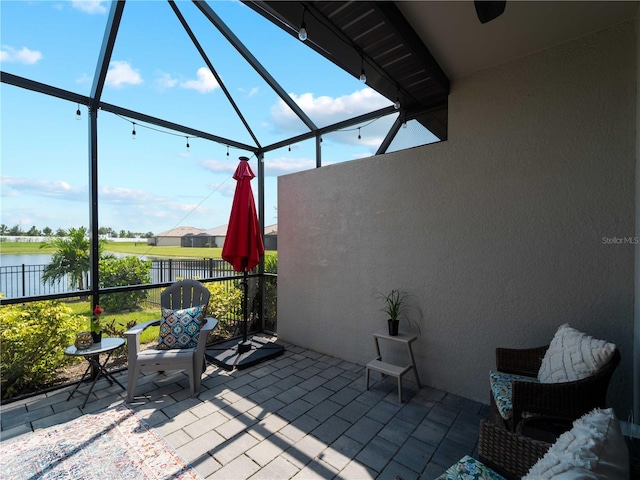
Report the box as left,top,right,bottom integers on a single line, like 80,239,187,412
148,224,277,250
147,226,209,247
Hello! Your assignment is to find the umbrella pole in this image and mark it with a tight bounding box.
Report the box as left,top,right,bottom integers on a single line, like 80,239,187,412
243,269,248,343
238,268,252,354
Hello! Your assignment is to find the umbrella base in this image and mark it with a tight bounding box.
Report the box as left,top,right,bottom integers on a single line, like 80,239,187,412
205,336,284,371
238,341,252,354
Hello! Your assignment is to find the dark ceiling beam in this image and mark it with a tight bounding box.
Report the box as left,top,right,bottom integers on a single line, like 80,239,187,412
1,72,89,105
261,104,397,154
0,71,257,151
371,2,449,97
90,0,125,110
169,0,262,148
193,0,319,133
99,102,258,152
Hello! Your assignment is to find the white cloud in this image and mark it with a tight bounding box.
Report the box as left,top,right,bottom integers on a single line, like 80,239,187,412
202,159,237,174
76,73,92,85
105,61,143,87
99,186,165,205
181,67,219,94
0,46,43,64
155,71,178,90
1,176,83,200
70,0,107,14
270,88,391,133
238,86,259,97
263,156,315,176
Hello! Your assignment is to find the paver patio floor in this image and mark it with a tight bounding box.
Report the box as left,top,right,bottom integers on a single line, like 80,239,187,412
1,338,489,479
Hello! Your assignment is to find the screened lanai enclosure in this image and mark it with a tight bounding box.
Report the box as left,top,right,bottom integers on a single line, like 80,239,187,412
2,1,638,426
1,0,442,308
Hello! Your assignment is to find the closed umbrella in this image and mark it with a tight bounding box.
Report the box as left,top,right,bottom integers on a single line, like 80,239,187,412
222,156,264,354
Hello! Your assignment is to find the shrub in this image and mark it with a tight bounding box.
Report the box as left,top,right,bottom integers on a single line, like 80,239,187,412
99,256,152,312
262,254,277,327
0,301,84,399
205,282,243,338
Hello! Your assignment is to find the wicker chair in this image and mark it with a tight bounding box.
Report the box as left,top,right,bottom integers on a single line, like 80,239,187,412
437,420,550,479
490,344,621,438
478,419,551,480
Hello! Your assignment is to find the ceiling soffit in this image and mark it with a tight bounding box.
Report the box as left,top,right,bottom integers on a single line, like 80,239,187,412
243,1,450,139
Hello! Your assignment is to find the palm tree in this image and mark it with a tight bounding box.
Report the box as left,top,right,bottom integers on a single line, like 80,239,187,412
40,227,92,291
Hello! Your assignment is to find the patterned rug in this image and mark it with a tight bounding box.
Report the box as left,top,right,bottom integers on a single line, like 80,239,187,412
0,403,202,480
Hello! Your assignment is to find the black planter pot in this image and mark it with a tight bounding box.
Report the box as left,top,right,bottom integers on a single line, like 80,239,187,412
388,319,399,336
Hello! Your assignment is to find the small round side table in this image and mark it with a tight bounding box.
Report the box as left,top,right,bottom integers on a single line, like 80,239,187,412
64,337,125,408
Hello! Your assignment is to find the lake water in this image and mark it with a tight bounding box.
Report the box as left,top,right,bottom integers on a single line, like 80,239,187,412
0,254,52,266
0,253,233,298
0,252,152,267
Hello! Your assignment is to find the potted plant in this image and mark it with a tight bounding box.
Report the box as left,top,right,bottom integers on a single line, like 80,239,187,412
379,289,420,336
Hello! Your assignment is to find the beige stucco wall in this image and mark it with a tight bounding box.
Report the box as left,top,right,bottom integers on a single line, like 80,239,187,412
278,20,636,415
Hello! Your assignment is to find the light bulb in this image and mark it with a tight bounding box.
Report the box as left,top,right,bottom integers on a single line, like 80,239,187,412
359,68,367,83
186,138,190,151
76,105,81,120
298,24,307,41
402,122,408,129
358,128,361,140
394,98,400,110
131,124,136,139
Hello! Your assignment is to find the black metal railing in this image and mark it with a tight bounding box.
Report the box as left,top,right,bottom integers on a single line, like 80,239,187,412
0,258,237,299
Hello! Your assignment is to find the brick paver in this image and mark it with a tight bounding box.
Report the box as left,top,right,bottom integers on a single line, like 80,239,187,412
0,338,487,479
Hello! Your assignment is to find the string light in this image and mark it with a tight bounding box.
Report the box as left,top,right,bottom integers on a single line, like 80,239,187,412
357,127,361,140
114,113,208,154
359,55,367,83
298,6,308,41
288,145,291,152
226,146,229,157
394,94,401,110
76,104,81,120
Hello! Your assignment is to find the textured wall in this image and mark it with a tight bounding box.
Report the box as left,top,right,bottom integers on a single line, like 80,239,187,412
278,21,636,415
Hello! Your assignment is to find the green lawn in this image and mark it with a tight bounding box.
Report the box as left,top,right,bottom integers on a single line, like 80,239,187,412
1,241,275,258
66,301,160,344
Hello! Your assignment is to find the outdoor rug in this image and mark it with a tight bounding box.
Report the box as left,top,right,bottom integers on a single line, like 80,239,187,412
0,402,202,480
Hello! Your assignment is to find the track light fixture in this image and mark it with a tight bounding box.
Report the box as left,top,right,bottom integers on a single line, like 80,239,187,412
298,6,308,41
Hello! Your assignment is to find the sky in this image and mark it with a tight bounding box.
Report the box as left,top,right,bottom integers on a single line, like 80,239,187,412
0,0,436,236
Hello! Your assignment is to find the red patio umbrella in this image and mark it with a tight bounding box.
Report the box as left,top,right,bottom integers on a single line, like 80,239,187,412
222,157,265,353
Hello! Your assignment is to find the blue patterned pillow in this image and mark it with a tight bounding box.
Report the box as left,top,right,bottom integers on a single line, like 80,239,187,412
489,370,540,420
436,455,506,480
157,305,205,350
